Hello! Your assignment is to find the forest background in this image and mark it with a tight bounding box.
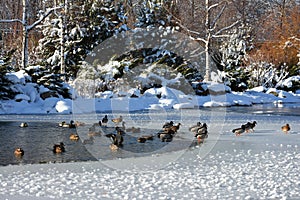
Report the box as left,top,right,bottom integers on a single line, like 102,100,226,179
0,0,299,101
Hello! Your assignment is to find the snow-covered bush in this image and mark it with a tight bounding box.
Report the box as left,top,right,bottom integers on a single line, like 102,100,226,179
246,62,289,89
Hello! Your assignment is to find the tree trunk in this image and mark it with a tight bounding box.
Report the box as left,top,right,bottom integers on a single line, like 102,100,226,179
22,0,29,69
204,38,211,82
204,0,211,82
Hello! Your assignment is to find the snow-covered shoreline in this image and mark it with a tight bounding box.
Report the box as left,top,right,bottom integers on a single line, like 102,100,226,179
1,85,300,115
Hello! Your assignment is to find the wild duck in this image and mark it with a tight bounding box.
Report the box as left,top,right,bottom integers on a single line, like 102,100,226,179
244,121,257,132
19,122,28,127
69,133,80,141
170,123,181,133
137,137,147,143
109,144,119,151
112,116,123,126
163,122,181,133
232,125,246,136
143,135,154,140
100,115,108,126
105,131,124,147
126,126,141,133
14,148,24,157
53,142,65,153
137,135,154,143
116,125,126,136
59,120,76,128
281,124,290,134
196,123,208,135
159,132,173,142
189,122,202,133
115,130,124,146
195,132,208,143
162,121,174,129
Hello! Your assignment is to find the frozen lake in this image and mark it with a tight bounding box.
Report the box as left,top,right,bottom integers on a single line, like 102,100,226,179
0,104,299,199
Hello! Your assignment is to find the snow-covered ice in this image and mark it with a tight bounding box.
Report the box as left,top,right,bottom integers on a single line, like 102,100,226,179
0,109,299,200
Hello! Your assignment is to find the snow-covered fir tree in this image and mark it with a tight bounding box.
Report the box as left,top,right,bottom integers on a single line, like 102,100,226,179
219,24,253,91
39,0,127,80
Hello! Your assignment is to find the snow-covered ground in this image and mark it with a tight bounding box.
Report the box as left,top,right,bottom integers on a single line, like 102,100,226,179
0,109,299,200
0,83,300,115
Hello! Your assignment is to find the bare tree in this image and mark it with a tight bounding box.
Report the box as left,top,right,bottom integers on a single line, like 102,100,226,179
0,0,61,69
166,0,240,81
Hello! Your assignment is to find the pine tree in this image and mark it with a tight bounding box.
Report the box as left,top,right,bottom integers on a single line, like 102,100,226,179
219,24,253,91
39,0,126,80
0,49,18,99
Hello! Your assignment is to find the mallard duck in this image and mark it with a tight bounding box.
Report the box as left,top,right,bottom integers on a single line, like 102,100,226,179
163,122,181,133
14,148,24,157
115,130,124,146
59,120,76,128
126,126,141,133
244,121,257,132
53,142,65,153
170,123,181,133
196,123,208,135
159,133,173,142
232,125,246,136
189,122,202,133
137,135,154,143
137,137,147,143
69,133,79,141
100,115,108,126
109,144,119,151
112,116,123,126
281,124,290,134
19,122,28,127
162,121,174,129
195,126,208,143
116,125,126,135
143,135,154,140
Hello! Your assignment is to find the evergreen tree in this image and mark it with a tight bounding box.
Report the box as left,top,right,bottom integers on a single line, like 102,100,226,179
0,49,18,99
219,24,253,91
39,0,127,80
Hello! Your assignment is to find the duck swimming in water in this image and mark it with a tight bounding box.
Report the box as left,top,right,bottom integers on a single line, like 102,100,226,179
14,148,24,157
100,115,108,126
112,116,123,126
53,142,65,153
59,120,76,128
69,133,80,141
19,122,28,127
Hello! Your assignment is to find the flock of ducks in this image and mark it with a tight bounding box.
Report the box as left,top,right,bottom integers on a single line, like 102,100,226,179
13,118,293,158
232,121,257,136
189,122,208,143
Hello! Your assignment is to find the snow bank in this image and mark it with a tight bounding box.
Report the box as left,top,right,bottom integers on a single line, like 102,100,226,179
1,82,300,114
